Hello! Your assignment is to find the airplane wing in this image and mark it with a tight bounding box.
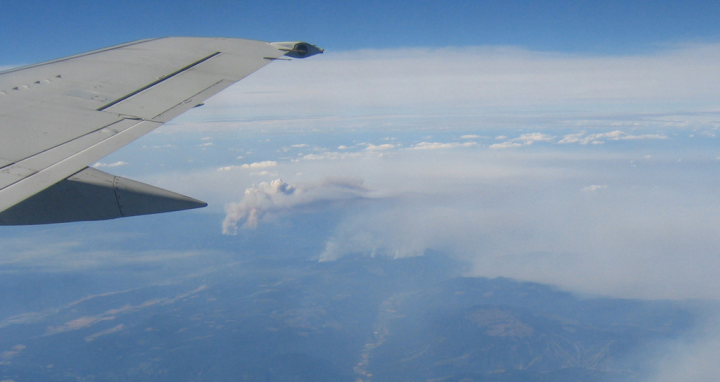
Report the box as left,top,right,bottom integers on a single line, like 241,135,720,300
0,38,323,225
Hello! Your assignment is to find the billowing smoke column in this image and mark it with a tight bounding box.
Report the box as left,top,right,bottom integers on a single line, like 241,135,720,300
222,178,369,234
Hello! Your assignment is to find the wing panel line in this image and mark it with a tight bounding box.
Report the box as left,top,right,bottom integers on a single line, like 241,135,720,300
0,115,126,171
97,52,222,112
0,120,162,213
0,119,141,190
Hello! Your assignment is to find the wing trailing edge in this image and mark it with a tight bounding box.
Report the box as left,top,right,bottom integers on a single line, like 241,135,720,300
0,167,206,225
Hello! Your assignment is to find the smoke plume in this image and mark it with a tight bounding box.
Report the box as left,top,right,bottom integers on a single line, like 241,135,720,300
222,178,370,234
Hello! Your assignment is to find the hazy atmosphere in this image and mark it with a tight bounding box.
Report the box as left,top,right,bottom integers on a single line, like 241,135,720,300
2,1,720,381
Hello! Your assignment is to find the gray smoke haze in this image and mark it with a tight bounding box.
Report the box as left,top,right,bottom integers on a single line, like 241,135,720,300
245,147,720,302
222,178,371,234
147,43,720,380
629,319,720,382
164,137,720,301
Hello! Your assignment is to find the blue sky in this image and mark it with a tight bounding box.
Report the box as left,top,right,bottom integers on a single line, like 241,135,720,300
3,1,720,379
3,0,720,63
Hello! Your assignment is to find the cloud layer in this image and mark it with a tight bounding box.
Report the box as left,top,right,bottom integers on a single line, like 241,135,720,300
168,43,720,134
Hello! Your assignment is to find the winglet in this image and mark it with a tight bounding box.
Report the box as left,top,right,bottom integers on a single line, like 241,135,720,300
270,42,324,58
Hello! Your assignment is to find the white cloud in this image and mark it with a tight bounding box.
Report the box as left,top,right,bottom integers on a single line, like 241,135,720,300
296,151,388,161
92,161,128,168
490,142,523,149
518,133,553,142
301,153,353,161
217,161,278,171
365,143,396,151
410,142,477,150
461,135,481,139
556,133,585,144
241,161,277,169
490,133,555,149
559,130,668,145
582,185,607,192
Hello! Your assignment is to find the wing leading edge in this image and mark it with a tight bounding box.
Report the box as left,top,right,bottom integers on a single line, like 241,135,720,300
0,38,322,225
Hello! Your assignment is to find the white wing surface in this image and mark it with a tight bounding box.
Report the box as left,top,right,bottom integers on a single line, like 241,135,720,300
0,38,322,225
